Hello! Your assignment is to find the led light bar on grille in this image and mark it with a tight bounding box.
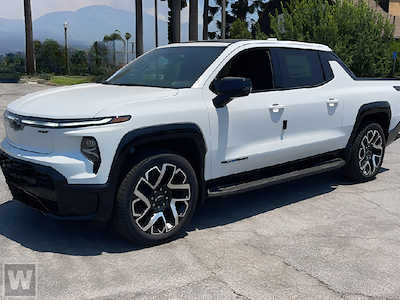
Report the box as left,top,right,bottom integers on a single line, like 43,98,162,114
3,110,131,129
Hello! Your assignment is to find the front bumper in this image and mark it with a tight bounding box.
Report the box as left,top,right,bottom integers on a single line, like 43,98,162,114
0,150,115,221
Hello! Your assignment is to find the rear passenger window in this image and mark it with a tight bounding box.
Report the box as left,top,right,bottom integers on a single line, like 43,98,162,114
278,49,325,88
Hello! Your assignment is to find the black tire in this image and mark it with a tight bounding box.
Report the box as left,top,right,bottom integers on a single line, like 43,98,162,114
114,152,198,245
343,123,385,182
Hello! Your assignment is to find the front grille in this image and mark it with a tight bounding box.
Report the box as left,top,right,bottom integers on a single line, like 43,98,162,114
0,153,60,213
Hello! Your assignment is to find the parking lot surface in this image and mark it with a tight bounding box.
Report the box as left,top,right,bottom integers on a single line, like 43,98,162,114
0,83,400,300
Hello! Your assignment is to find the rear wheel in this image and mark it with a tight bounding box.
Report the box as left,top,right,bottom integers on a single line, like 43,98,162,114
114,152,198,245
343,123,385,182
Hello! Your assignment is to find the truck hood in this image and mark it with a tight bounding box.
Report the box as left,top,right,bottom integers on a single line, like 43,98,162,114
7,83,179,119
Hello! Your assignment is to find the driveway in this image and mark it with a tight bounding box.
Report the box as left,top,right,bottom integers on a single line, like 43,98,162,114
0,82,400,299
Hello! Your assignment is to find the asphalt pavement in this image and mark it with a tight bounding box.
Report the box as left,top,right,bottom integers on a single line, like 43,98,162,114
0,82,400,300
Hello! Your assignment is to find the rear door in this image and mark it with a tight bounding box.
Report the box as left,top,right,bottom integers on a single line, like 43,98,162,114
272,48,345,161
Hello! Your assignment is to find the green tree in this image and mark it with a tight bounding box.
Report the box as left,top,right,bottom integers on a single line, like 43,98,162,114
34,39,64,74
70,50,88,75
3,53,25,73
214,0,267,39
230,19,252,39
215,0,267,38
0,52,25,82
228,18,268,39
270,0,395,77
103,30,124,65
88,41,110,75
253,22,268,39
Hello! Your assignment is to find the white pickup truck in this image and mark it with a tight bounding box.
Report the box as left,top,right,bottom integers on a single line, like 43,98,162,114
1,40,400,245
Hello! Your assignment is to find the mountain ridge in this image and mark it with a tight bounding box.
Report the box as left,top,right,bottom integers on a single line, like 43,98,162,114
0,5,198,55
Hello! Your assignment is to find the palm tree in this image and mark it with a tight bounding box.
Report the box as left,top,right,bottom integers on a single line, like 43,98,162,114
103,30,124,66
135,0,144,57
171,0,181,43
161,0,187,43
125,32,131,63
203,0,208,40
23,0,34,74
189,0,198,41
202,0,218,40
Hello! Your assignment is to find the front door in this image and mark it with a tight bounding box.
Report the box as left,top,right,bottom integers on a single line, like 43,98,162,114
204,48,289,179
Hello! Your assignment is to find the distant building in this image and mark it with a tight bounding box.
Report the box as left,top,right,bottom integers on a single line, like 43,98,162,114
259,0,400,38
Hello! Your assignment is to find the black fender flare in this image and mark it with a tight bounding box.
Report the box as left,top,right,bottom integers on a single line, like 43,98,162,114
343,101,391,161
106,123,208,208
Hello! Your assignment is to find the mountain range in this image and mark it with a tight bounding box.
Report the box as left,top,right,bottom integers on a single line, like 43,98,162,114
0,5,200,55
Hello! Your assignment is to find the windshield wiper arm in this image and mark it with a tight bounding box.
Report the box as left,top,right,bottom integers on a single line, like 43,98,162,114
112,83,150,87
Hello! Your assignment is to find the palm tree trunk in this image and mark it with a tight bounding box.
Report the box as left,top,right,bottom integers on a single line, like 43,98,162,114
189,0,198,41
202,0,208,40
135,0,144,57
171,0,180,43
23,0,35,74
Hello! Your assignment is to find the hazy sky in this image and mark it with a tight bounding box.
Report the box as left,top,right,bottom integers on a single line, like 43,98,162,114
0,0,204,23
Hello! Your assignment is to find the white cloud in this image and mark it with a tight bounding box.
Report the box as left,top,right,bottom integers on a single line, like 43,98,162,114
144,4,168,23
158,14,168,22
181,6,189,23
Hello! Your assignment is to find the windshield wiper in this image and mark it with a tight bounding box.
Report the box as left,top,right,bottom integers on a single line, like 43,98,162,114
111,83,150,87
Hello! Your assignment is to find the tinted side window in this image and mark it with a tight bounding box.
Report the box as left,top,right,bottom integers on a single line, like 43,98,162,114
318,51,334,82
277,49,325,88
212,49,274,92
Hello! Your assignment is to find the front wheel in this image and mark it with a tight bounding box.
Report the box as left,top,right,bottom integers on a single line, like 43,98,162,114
343,123,385,182
114,152,198,245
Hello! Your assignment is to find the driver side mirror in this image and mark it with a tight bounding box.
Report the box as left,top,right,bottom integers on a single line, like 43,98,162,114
213,77,252,108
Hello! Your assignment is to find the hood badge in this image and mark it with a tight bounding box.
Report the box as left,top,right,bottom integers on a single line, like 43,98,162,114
38,130,49,134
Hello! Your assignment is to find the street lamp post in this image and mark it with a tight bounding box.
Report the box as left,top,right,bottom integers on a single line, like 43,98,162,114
63,20,68,74
155,0,158,47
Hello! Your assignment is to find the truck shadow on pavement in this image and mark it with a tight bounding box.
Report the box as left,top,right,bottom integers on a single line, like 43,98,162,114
0,168,388,255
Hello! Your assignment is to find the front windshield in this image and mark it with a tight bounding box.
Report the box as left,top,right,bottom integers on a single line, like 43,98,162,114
106,46,226,89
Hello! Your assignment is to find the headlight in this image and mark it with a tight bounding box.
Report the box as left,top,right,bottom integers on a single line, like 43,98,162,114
58,116,131,128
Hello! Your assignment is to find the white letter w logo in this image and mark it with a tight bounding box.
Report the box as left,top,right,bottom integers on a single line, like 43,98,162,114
7,270,33,290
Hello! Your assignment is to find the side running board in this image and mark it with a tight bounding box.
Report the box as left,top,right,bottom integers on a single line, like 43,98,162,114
207,158,346,198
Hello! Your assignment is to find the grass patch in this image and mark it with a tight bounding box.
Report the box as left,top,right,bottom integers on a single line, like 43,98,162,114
49,75,97,85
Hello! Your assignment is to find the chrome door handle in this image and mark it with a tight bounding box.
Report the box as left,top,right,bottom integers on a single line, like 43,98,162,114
269,104,285,113
327,98,339,107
